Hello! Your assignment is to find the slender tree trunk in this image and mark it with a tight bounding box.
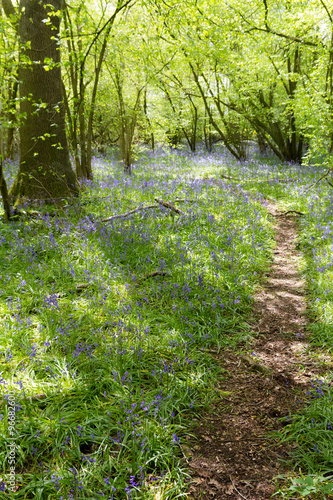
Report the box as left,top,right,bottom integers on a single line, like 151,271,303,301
64,0,131,179
86,33,111,178
162,83,192,149
6,77,18,159
190,64,241,159
63,6,81,175
78,94,87,178
143,89,155,151
203,108,213,152
0,159,11,220
190,101,198,152
62,80,81,173
9,0,78,203
0,98,11,219
113,69,142,174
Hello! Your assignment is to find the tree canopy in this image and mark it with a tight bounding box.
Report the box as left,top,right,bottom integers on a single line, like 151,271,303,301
1,0,333,206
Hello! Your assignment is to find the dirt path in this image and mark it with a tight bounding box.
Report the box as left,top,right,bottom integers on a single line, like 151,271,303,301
187,202,321,499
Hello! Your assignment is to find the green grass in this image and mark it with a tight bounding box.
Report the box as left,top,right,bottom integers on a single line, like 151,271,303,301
3,145,333,498
0,148,275,499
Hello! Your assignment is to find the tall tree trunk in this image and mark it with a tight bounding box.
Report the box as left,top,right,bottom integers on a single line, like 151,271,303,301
0,158,11,220
63,6,81,176
189,99,198,152
6,77,18,159
86,33,110,178
9,0,78,203
78,95,87,178
190,63,243,160
0,101,11,219
203,108,213,152
143,89,154,151
62,80,81,173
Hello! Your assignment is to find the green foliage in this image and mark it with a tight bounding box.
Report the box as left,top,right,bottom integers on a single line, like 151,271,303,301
274,473,333,499
0,150,274,498
4,0,333,495
3,0,333,166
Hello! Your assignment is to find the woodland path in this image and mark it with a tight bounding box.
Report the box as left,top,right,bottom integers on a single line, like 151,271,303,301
186,201,323,499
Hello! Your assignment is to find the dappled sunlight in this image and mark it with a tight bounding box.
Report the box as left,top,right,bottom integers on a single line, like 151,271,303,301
1,147,333,497
0,150,275,497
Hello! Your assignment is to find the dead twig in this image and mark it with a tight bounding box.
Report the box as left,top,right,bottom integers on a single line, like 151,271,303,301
76,283,89,291
220,174,241,181
239,177,294,184
306,167,332,192
199,348,219,354
101,198,186,223
154,198,185,215
276,210,305,216
25,394,48,402
242,354,270,374
177,443,202,469
101,204,158,223
229,475,250,500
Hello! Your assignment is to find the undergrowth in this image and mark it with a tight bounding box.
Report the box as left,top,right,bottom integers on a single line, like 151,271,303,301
0,147,274,499
2,146,333,498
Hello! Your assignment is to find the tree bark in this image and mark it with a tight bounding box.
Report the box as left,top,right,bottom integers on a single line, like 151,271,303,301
9,0,78,203
0,159,11,220
6,77,18,159
0,106,11,219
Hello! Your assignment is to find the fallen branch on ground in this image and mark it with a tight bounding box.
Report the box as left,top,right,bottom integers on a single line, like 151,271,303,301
277,210,305,216
154,198,185,215
242,354,270,374
226,175,296,184
204,175,296,185
244,177,295,184
272,178,295,183
76,283,90,293
101,198,186,223
220,174,241,181
101,204,158,223
306,167,332,192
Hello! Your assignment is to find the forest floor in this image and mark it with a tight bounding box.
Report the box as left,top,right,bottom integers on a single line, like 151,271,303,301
2,151,333,499
187,201,323,499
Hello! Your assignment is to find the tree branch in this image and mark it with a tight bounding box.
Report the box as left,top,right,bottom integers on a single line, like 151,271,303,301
101,198,186,223
101,204,158,222
228,1,320,48
306,168,332,191
319,0,333,24
1,0,18,30
79,0,134,75
154,198,185,215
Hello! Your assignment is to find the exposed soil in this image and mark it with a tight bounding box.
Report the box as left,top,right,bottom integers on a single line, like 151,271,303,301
186,202,322,499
